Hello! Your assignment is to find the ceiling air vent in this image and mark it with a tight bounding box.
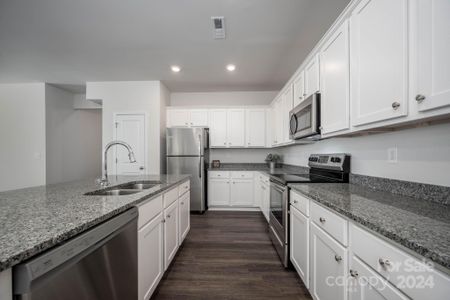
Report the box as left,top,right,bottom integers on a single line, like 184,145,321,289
211,16,225,39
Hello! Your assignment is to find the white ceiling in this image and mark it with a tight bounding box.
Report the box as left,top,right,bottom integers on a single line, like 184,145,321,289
0,0,350,92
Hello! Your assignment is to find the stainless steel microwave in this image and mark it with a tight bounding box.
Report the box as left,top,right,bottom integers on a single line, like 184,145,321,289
289,93,321,140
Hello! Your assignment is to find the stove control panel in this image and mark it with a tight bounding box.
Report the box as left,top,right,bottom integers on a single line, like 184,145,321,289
308,153,350,172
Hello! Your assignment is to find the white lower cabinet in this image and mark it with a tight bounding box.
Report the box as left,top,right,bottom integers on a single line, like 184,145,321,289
230,179,254,206
310,222,348,300
164,199,179,270
261,181,270,222
290,205,310,288
208,178,231,206
178,192,190,243
138,212,164,300
348,255,408,300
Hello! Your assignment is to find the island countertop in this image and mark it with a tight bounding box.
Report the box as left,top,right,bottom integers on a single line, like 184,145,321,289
288,183,450,272
0,174,190,272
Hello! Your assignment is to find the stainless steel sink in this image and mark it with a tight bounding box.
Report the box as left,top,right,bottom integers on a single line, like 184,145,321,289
85,189,141,196
118,181,161,190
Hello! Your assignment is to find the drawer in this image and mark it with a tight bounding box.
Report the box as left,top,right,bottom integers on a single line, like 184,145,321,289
350,224,450,300
163,186,179,208
349,254,408,300
178,180,190,196
310,201,348,246
230,171,254,179
290,191,310,217
208,171,229,179
138,195,163,229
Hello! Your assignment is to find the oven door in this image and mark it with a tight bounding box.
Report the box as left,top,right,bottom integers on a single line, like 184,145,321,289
269,180,289,267
289,93,320,139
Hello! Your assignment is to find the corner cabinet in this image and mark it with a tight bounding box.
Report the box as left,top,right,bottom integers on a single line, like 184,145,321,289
350,0,409,126
320,20,350,136
415,0,450,113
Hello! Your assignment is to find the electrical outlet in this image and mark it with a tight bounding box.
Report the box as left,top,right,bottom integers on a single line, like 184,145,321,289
388,147,398,163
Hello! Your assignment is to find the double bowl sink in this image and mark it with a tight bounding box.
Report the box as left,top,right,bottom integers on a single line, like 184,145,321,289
85,181,162,196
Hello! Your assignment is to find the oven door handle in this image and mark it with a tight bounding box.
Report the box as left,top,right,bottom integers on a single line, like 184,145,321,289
270,180,287,193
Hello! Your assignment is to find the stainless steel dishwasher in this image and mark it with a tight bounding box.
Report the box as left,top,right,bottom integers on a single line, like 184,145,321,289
13,207,138,300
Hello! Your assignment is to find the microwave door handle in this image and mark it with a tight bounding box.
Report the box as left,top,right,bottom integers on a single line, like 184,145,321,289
290,114,298,135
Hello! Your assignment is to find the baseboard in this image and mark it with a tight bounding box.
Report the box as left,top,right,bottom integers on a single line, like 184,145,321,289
208,207,261,212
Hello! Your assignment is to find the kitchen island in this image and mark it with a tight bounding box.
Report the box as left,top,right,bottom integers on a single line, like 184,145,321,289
0,174,190,299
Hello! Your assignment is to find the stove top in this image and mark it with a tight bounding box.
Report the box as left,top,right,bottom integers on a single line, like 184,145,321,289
270,173,340,185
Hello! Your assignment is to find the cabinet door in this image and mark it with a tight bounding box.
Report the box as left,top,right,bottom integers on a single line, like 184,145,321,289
350,0,408,126
138,213,164,300
320,20,350,135
164,200,179,270
167,110,190,127
227,109,245,147
310,223,347,300
178,192,190,244
208,179,230,206
230,179,254,206
209,110,228,147
293,71,306,107
349,255,408,300
416,0,450,112
246,109,266,147
189,109,209,127
274,97,283,145
305,55,320,97
282,85,294,143
290,206,310,289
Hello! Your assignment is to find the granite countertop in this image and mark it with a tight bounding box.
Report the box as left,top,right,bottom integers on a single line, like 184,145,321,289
288,183,450,271
0,174,190,272
208,163,309,175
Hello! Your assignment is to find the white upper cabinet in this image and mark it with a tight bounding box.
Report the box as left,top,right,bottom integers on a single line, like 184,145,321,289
415,0,450,112
246,109,266,147
189,109,209,126
282,85,294,143
293,71,305,107
167,109,190,127
209,109,228,147
167,109,208,127
227,109,245,147
350,0,408,126
273,97,283,145
305,54,320,98
320,20,350,136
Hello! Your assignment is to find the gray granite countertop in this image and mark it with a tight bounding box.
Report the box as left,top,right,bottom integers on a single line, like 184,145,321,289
0,174,190,272
208,163,309,175
288,183,450,271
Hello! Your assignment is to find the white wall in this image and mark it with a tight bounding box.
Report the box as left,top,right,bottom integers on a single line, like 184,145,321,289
45,85,102,184
87,81,164,175
278,122,450,187
170,91,278,106
0,83,46,191
210,148,273,164
73,93,102,109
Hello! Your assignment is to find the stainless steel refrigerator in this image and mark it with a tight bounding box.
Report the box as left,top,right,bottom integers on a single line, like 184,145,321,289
166,127,209,213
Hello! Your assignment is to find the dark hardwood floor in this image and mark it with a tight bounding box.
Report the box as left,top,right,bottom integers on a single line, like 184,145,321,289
151,211,312,300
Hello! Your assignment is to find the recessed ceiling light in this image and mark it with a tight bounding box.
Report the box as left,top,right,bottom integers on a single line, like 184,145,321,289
226,64,236,72
171,65,181,73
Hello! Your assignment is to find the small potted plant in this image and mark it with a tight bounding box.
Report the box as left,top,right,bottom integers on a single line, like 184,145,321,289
265,153,281,171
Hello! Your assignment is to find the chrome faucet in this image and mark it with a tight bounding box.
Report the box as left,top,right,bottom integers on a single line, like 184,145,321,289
98,141,136,187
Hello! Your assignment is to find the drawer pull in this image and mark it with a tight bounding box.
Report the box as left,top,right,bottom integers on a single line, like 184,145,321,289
167,214,171,219
319,217,326,223
334,255,342,262
181,202,184,205
350,269,359,278
379,258,391,268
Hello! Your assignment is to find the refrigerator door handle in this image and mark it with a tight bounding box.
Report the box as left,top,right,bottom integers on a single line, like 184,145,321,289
198,134,202,178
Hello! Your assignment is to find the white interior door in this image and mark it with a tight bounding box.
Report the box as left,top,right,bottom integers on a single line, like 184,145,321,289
114,113,146,175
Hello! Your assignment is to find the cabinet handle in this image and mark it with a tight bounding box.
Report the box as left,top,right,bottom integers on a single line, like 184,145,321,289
191,122,193,125
223,142,226,145
229,142,232,145
334,255,342,262
379,258,391,268
293,200,298,204
392,102,401,110
185,122,188,125
162,219,166,223
415,94,426,102
248,142,251,145
181,202,184,205
319,217,326,223
167,214,171,218
303,93,307,96
350,269,359,278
